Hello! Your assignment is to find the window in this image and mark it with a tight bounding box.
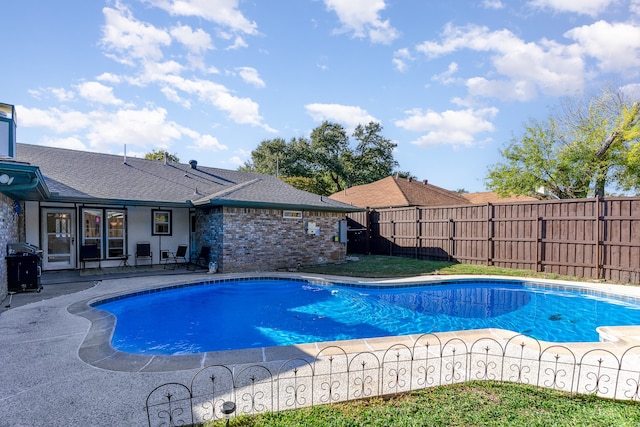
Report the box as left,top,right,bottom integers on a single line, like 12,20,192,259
107,211,125,258
283,210,303,219
152,210,172,235
83,209,103,258
82,208,127,259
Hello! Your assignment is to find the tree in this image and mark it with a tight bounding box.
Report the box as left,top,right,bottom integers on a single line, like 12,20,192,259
145,149,180,163
309,121,351,194
486,87,640,199
350,122,399,186
241,121,399,195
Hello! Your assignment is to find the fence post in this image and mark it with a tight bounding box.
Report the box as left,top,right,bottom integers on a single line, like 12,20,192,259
415,207,420,259
390,218,395,257
366,208,371,255
536,216,541,273
449,218,454,262
486,203,493,266
595,197,601,280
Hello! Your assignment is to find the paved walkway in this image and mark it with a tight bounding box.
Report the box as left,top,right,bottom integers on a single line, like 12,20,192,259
2,270,640,426
0,268,212,427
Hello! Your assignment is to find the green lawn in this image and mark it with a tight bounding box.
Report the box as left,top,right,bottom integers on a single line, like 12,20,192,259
204,382,640,427
298,254,577,281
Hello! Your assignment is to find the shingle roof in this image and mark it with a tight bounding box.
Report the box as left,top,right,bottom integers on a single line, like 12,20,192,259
462,191,538,204
15,144,361,212
328,176,470,208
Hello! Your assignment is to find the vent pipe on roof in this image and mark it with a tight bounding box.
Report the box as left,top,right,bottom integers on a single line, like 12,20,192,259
123,144,127,165
189,160,197,169
423,179,428,185
164,151,169,165
407,176,412,182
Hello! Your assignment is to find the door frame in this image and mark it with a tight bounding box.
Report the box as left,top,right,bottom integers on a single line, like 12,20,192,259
41,208,76,270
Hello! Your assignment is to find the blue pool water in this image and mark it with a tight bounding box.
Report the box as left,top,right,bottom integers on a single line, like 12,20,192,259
94,278,640,355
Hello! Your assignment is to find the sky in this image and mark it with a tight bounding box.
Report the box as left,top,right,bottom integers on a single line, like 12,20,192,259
3,0,640,193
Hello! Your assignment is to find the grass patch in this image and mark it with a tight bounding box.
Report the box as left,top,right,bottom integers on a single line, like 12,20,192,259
203,381,640,426
298,254,576,281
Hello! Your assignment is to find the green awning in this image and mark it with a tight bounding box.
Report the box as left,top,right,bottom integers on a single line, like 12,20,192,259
0,160,49,200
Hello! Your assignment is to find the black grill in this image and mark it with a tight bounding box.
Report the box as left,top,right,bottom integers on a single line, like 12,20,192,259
6,243,43,293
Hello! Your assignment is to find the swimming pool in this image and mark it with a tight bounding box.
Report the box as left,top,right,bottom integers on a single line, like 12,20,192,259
94,277,640,355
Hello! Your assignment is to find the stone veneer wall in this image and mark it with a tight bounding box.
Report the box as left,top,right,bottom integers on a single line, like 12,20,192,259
0,194,21,302
196,207,346,272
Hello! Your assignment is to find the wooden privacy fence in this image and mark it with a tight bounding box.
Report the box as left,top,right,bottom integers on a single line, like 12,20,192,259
347,197,640,284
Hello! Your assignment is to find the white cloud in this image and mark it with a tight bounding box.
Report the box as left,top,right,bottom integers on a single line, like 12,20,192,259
323,0,399,44
225,35,248,50
50,88,75,102
228,156,245,166
632,0,640,15
565,21,640,73
187,134,228,151
18,106,92,133
235,67,265,88
97,3,273,131
395,107,498,147
136,60,185,85
145,0,258,35
482,0,504,9
620,83,640,99
161,86,191,108
431,62,460,85
170,25,213,53
466,77,538,101
17,105,229,154
76,81,124,105
392,48,413,72
528,0,617,17
305,103,379,129
28,87,75,102
39,136,88,151
96,73,122,84
86,108,184,151
101,3,171,64
416,24,586,99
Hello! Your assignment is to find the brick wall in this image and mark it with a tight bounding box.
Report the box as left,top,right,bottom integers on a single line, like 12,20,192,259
195,207,223,267
196,207,347,272
0,195,21,301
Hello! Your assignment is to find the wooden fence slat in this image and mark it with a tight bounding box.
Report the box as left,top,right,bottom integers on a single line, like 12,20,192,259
349,197,640,284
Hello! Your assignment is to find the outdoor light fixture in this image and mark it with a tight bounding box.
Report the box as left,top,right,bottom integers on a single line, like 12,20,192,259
221,400,236,426
0,174,14,185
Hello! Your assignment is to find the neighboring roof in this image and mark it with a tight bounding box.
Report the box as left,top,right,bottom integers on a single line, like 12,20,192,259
462,191,538,204
328,175,470,208
11,144,361,212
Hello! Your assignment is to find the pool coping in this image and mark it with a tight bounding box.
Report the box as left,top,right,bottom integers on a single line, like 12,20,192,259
68,272,640,372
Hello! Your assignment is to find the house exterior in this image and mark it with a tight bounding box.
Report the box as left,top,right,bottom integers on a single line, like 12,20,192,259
328,175,471,208
0,140,361,301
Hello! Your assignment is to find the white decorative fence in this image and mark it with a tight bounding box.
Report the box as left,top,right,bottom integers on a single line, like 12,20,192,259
146,333,640,426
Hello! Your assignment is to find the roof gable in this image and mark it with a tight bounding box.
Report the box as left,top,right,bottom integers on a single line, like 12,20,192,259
329,176,470,208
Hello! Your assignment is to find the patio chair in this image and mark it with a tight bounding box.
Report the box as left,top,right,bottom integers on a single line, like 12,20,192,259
135,242,153,267
80,244,101,270
163,244,188,270
190,246,211,270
